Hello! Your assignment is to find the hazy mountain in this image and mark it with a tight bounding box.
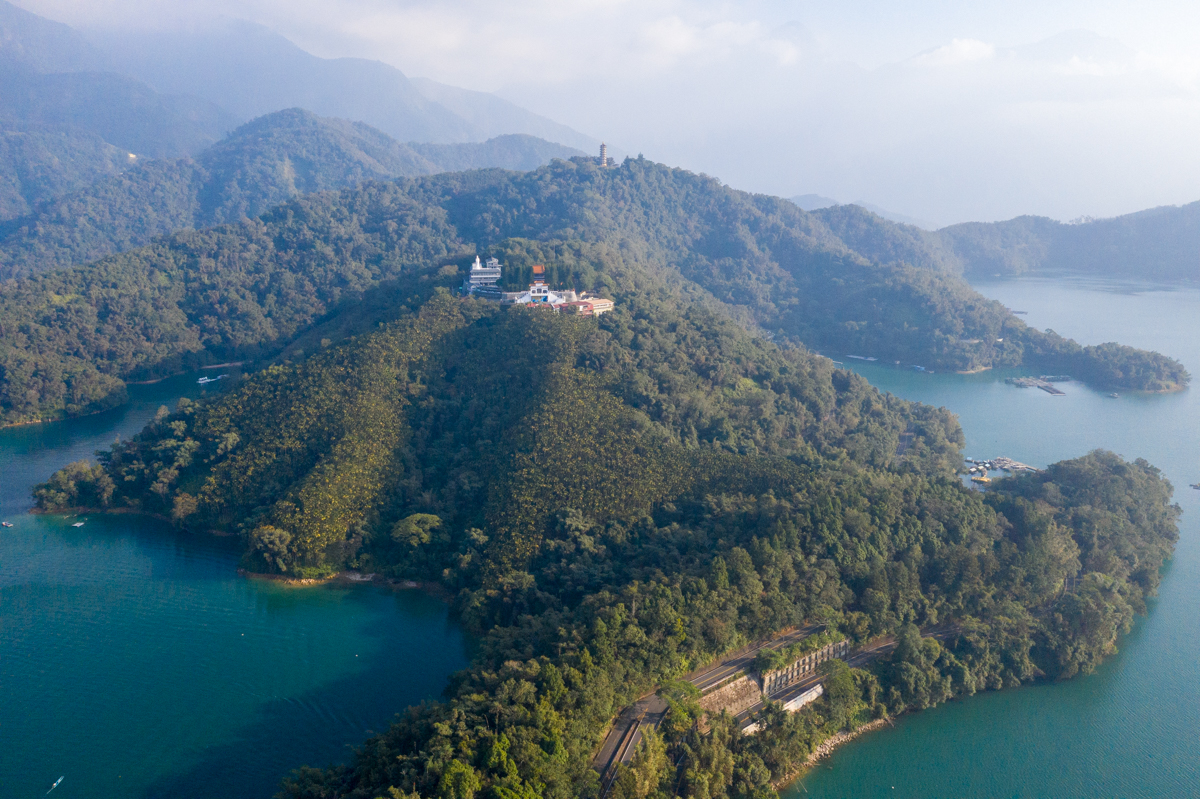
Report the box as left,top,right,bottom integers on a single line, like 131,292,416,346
790,194,936,230
797,195,1200,284
940,204,1200,282
410,77,599,152
0,67,238,158
89,20,597,149
810,203,962,273
789,193,838,211
0,0,236,213
0,109,584,278
853,202,937,230
0,0,106,73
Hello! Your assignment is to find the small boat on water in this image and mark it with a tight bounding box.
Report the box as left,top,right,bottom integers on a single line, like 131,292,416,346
197,374,229,385
1191,483,1200,490
71,521,85,528
1108,393,1119,398
47,776,64,794
1,521,12,527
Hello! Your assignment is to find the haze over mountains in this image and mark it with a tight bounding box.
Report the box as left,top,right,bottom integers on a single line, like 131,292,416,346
89,20,600,151
0,0,599,225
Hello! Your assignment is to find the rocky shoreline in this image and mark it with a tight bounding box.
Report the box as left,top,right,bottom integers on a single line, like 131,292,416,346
772,717,891,790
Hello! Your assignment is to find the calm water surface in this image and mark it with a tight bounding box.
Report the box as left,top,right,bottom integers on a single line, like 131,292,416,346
0,374,468,799
786,277,1200,799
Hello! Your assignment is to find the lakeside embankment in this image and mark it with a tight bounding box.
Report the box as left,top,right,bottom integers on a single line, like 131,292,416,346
772,718,891,790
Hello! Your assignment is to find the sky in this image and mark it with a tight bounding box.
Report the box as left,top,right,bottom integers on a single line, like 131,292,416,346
16,0,1200,226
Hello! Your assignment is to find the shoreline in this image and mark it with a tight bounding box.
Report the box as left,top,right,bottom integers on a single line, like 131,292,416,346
32,506,451,596
2,361,253,429
0,404,121,430
238,568,453,598
772,717,891,791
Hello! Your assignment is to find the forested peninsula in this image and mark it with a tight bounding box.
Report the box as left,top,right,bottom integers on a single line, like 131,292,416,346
35,246,1181,799
0,156,1187,427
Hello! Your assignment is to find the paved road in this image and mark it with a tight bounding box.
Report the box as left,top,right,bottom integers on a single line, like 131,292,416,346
688,624,821,693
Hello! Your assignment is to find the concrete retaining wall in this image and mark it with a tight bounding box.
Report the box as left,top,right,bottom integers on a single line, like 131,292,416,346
699,673,762,719
762,639,850,697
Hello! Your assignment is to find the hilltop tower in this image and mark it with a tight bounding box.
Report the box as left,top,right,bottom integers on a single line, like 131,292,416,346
599,143,608,167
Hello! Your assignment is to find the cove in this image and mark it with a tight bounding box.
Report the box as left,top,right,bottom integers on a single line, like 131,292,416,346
785,277,1200,799
0,374,469,799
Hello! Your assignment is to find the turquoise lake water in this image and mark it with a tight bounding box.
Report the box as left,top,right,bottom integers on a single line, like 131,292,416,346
0,375,469,799
786,277,1200,799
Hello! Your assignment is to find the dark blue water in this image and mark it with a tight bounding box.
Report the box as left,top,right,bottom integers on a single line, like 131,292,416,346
0,374,468,799
785,277,1200,799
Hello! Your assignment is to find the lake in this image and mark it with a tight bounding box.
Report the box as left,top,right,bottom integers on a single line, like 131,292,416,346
0,374,469,799
785,277,1200,799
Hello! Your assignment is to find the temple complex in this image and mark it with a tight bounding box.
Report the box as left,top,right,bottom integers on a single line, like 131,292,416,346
462,257,613,315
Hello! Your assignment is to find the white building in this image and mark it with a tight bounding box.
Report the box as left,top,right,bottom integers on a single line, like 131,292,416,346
508,265,572,305
463,256,502,294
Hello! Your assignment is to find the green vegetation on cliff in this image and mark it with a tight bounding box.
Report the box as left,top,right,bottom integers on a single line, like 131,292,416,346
35,277,1178,797
0,157,1186,426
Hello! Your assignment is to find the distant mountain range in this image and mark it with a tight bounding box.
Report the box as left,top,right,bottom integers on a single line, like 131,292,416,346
0,1,237,215
938,205,1200,282
85,19,600,152
0,108,584,279
799,199,1200,284
0,1,600,226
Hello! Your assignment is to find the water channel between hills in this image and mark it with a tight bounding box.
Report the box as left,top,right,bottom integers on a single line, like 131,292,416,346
3,277,1197,799
785,277,1200,799
0,374,469,799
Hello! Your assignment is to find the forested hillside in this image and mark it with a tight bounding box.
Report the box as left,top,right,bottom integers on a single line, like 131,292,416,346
0,109,582,279
0,157,1186,426
35,277,1179,797
0,124,136,219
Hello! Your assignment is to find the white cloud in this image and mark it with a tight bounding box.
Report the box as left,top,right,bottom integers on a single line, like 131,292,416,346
912,38,995,67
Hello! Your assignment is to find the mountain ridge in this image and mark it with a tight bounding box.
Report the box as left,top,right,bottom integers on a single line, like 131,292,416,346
809,196,1200,284
87,19,600,148
0,157,1185,427
0,108,584,279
